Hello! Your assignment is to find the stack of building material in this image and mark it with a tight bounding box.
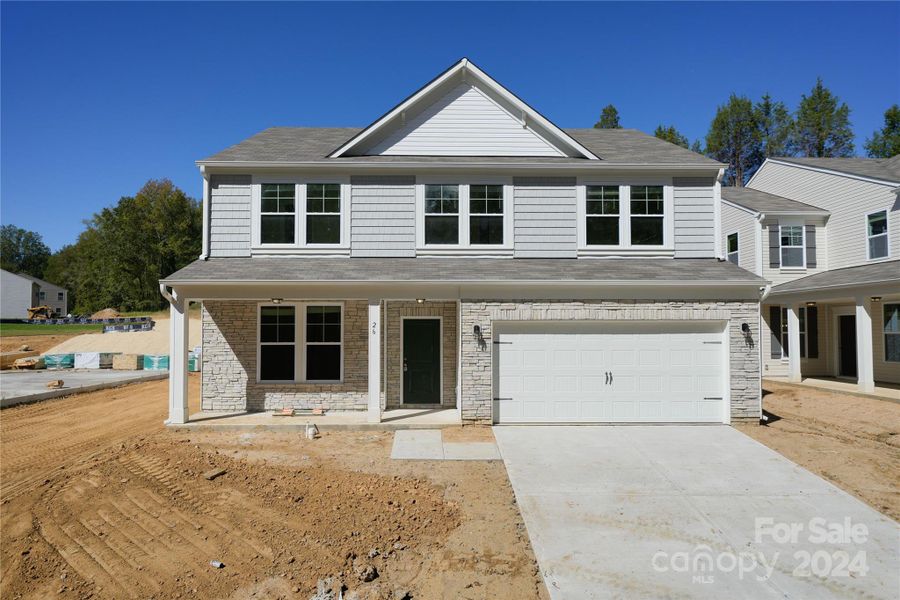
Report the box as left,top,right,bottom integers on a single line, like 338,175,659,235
143,354,169,370
188,351,201,372
112,354,144,370
74,352,117,369
13,356,45,370
44,354,75,369
1,350,39,370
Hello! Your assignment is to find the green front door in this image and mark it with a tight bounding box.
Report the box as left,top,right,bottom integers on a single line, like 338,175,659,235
402,318,441,404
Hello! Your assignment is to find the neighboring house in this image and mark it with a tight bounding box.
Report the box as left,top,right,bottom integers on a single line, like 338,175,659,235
721,156,900,391
19,274,68,316
160,58,766,426
0,269,39,319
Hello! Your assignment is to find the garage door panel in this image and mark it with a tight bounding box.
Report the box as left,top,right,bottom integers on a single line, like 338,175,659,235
494,323,727,424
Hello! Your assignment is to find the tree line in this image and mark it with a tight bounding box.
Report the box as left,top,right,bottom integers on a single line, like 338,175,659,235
1,180,201,313
594,79,900,185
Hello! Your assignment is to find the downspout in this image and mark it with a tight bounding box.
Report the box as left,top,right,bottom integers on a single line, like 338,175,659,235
714,168,725,259
199,166,210,260
159,283,177,306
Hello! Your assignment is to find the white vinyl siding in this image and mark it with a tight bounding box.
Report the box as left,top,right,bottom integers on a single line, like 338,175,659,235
750,161,899,269
761,217,828,286
673,177,716,259
209,174,252,258
721,202,758,273
726,232,739,265
367,83,565,157
513,177,577,258
350,176,416,258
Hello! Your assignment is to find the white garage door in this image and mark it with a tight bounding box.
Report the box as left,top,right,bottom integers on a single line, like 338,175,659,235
493,322,727,423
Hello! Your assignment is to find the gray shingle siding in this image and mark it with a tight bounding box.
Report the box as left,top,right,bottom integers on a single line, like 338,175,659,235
209,174,251,257
350,175,416,257
673,177,716,258
513,177,577,258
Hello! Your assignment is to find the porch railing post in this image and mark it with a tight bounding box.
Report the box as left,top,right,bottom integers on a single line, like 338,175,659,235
367,298,382,423
855,296,875,393
787,302,802,383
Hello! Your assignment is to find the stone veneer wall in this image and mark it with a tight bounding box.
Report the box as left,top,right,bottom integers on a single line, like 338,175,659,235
459,300,761,423
385,301,458,407
201,300,369,411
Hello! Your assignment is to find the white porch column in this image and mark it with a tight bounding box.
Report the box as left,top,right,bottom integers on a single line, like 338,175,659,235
367,299,382,423
167,297,189,424
855,296,875,393
787,303,802,383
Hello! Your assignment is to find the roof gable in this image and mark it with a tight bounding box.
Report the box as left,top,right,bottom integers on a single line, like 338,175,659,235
330,58,598,160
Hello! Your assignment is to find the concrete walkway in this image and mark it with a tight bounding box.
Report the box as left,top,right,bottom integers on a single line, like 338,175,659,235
0,370,166,407
390,429,501,460
494,426,899,600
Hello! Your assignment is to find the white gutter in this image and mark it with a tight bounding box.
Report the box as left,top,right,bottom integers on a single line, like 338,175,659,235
195,160,727,171
159,283,177,305
714,168,724,259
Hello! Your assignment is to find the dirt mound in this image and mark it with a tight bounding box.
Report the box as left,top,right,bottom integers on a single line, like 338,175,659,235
90,308,122,319
45,316,201,355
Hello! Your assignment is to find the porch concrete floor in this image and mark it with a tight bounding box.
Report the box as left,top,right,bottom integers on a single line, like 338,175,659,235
764,376,900,402
390,429,501,460
176,407,460,430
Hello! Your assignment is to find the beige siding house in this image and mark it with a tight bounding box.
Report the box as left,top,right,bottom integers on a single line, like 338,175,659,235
161,58,766,426
722,157,900,389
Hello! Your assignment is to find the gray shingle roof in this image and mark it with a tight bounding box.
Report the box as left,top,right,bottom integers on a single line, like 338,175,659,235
163,257,763,285
722,187,828,215
768,259,900,296
199,127,722,167
772,156,900,184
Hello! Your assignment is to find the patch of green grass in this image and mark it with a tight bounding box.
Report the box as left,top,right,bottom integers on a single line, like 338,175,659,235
0,322,104,337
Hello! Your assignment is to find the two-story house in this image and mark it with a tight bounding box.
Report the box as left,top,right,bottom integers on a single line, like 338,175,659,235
721,156,900,392
160,59,765,426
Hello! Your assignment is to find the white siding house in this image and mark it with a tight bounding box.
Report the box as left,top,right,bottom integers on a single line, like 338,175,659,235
1,269,37,319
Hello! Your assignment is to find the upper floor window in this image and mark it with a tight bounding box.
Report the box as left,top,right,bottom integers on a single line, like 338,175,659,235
57,292,64,301
424,184,459,245
261,184,296,244
39,291,46,300
630,186,665,245
306,184,341,244
586,186,620,245
727,232,739,265
469,185,504,245
867,210,888,260
780,225,805,267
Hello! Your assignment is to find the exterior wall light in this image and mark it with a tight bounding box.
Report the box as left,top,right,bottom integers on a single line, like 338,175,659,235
871,296,882,302
806,302,817,307
416,298,425,304
473,325,481,336
271,298,283,304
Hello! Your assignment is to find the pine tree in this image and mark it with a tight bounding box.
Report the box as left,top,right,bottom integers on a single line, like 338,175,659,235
654,125,689,148
864,105,900,158
793,78,854,157
594,104,621,129
705,95,760,186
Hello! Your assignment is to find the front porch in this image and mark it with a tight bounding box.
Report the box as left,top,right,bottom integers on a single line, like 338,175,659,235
763,285,900,393
161,290,463,426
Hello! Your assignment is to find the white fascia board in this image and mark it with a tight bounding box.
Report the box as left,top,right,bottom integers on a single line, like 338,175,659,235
195,160,724,171
325,58,600,160
764,158,900,187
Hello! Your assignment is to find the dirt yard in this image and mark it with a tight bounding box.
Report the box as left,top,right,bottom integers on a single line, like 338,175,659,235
0,334,80,355
0,378,546,600
737,381,900,521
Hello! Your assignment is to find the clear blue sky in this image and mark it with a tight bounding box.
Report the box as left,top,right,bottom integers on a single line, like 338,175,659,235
2,1,898,251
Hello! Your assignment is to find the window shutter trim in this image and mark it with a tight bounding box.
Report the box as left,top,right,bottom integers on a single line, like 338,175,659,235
769,225,781,268
805,224,817,268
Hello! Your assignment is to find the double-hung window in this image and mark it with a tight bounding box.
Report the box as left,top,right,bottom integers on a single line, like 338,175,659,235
469,184,504,245
630,185,665,245
780,225,805,267
57,292,64,301
727,233,739,265
305,305,342,381
779,306,810,359
261,184,296,244
258,303,343,382
586,186,620,245
885,304,900,363
259,305,296,381
306,184,341,244
867,210,889,260
424,184,459,245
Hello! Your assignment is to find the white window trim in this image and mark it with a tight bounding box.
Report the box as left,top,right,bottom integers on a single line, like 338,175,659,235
884,303,900,364
256,301,344,384
250,176,350,254
415,178,513,255
726,231,739,265
865,209,890,262
576,179,674,256
778,220,806,270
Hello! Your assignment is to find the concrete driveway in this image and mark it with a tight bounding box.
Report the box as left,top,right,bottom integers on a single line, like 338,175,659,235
494,426,899,599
